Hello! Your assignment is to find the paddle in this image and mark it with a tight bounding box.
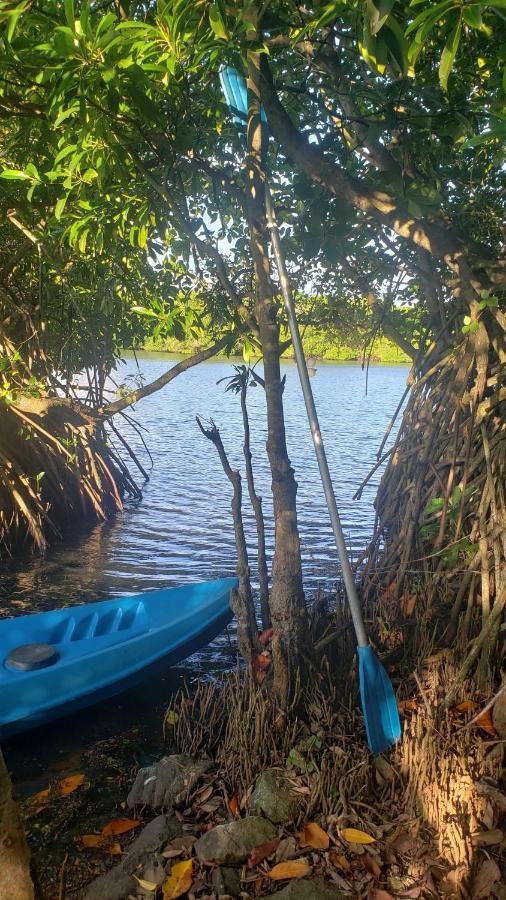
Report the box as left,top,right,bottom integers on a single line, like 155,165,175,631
220,66,401,754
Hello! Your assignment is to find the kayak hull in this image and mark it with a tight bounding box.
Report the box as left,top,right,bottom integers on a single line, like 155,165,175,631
0,578,237,739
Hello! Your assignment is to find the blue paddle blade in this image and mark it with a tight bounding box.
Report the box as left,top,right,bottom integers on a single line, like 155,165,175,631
357,645,401,754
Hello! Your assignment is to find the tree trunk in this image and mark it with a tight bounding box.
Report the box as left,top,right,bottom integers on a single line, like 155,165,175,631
245,43,307,706
240,385,270,628
196,418,259,664
0,750,34,900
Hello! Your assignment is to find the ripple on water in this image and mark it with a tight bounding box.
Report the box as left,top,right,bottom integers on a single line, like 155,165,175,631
0,356,408,672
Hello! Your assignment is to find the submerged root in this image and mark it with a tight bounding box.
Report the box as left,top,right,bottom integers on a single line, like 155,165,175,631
0,400,140,555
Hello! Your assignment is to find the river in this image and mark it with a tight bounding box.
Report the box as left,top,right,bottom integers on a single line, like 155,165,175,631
1,355,408,786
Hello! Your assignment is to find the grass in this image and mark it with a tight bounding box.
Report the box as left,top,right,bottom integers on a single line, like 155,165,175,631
140,327,412,365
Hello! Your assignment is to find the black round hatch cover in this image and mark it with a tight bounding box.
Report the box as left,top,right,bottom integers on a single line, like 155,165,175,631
5,643,59,672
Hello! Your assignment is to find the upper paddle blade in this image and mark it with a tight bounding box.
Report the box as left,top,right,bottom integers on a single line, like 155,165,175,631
357,645,401,755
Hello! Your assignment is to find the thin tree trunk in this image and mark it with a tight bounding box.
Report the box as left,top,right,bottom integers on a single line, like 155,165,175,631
0,750,34,900
246,37,307,706
240,384,270,628
196,417,258,664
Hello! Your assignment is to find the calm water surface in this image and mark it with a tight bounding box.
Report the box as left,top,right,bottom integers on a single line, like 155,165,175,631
1,355,409,636
2,356,408,782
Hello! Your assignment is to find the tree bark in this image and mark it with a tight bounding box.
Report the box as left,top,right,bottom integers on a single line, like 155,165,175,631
246,39,307,706
196,417,258,664
240,384,270,628
0,750,34,900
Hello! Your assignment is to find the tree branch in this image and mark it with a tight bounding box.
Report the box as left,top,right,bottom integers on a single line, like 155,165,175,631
97,336,231,418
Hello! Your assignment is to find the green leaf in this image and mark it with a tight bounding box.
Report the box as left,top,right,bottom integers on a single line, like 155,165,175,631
0,168,31,180
366,0,396,35
54,195,68,220
209,4,228,40
54,144,78,165
439,13,462,91
64,0,75,30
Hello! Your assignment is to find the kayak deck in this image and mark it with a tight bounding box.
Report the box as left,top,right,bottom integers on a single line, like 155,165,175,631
0,577,237,738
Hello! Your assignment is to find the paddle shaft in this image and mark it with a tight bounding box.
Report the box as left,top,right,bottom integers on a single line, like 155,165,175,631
264,184,368,648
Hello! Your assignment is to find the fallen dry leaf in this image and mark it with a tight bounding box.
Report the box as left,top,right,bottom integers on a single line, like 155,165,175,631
247,837,280,868
134,875,159,891
228,795,239,816
329,851,351,871
268,861,312,880
472,859,501,899
163,859,193,899
27,773,86,814
341,827,376,845
449,699,479,719
195,784,214,806
77,834,122,855
474,709,498,737
299,822,330,850
362,853,382,879
390,831,417,853
492,684,506,738
101,818,141,836
398,699,418,714
368,889,394,900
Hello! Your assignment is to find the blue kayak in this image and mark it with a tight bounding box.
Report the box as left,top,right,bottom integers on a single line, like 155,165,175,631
0,577,237,738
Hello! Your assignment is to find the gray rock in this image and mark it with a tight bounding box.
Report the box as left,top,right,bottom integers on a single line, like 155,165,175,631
84,815,181,900
250,771,299,824
264,877,350,899
195,816,277,865
127,754,212,810
211,866,241,897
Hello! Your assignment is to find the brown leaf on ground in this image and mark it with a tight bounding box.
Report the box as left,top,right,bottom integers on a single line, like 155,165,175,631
471,830,503,846
298,822,330,850
247,838,280,868
449,699,479,720
101,818,141,836
76,834,122,855
162,859,193,899
267,861,312,880
439,865,467,893
228,795,239,816
329,851,351,871
362,853,382,879
492,685,506,738
368,889,394,900
390,832,417,853
27,773,86,814
398,700,418,714
472,859,501,899
473,709,498,737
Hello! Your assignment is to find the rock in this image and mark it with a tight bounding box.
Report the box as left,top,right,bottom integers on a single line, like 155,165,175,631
264,877,349,899
275,836,298,863
250,771,299,824
127,754,212,810
195,816,276,865
84,815,181,900
211,866,241,897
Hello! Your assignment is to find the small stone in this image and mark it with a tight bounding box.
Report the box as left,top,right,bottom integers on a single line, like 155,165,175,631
84,815,181,900
264,877,349,899
275,836,298,862
212,867,241,897
250,771,299,824
127,754,212,810
195,816,277,865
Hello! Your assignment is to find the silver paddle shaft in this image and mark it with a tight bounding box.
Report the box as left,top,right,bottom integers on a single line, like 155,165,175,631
265,184,368,648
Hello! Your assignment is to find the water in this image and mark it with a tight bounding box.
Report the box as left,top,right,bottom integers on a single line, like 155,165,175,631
1,355,408,626
1,356,408,784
